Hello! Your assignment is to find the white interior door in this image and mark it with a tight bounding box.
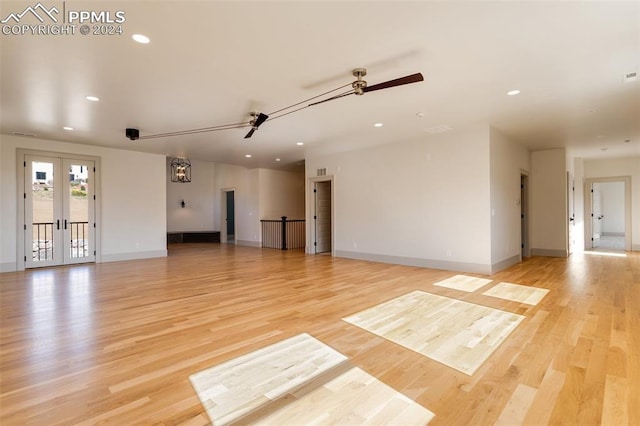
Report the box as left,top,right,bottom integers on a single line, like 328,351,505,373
314,181,331,253
592,183,602,248
24,155,95,268
568,173,575,254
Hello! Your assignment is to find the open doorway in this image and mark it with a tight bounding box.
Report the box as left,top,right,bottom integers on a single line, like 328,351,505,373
520,173,530,258
310,178,332,254
584,177,631,251
222,189,235,244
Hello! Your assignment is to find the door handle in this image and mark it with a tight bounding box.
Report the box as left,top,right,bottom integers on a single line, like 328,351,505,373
64,219,68,229
56,219,60,230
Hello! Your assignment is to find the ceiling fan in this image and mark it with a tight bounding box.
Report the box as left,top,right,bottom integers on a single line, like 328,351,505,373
308,68,424,106
129,68,423,141
244,112,269,139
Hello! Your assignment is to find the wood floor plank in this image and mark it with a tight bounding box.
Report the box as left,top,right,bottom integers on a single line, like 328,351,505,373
1,244,638,425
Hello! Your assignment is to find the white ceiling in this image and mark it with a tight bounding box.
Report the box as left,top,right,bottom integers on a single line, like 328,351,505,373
2,1,639,170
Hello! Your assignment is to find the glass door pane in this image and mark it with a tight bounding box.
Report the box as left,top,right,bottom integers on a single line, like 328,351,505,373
63,160,95,264
25,157,62,267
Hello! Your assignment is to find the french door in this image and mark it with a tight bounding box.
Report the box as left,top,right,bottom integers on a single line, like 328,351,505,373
24,155,96,268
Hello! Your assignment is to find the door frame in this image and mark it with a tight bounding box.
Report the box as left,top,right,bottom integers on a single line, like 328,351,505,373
520,171,530,258
307,175,334,255
16,149,102,271
220,188,236,244
567,172,575,255
584,176,631,251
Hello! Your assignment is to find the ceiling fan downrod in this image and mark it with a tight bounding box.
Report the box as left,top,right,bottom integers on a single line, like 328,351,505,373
352,68,368,95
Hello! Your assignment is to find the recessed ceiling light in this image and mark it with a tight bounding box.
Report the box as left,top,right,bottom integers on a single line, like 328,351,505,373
416,112,425,118
275,158,281,162
63,126,74,131
85,96,99,102
507,90,520,96
374,123,383,127
600,147,608,151
132,34,150,44
624,139,631,143
245,154,252,158
296,142,304,146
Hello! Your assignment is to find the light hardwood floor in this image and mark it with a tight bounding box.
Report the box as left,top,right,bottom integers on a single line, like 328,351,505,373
1,244,638,425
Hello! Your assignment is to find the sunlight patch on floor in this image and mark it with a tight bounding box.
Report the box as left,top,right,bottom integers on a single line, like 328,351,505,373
343,291,524,375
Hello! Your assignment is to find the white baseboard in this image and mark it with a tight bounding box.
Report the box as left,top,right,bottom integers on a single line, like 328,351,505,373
491,254,520,274
334,250,492,275
531,248,568,257
632,244,640,252
0,262,17,273
100,249,167,263
236,240,261,248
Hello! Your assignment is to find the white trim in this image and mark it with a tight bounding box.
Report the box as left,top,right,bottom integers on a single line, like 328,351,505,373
520,170,530,258
531,248,568,257
491,254,520,274
0,262,17,273
101,250,167,263
602,232,624,237
335,250,492,275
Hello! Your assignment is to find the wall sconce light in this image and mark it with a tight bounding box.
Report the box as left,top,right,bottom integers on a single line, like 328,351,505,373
171,158,191,183
181,200,186,208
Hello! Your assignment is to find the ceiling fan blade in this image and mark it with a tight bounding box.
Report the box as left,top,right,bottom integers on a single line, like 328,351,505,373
309,91,355,107
244,128,256,139
254,113,269,128
362,73,424,93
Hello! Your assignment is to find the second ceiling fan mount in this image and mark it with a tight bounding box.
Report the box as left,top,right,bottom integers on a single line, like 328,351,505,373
308,68,424,106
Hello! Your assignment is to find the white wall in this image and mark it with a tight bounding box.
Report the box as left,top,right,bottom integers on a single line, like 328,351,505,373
0,134,167,272
166,158,215,232
599,181,625,234
489,127,530,269
530,148,568,257
584,156,640,249
258,169,305,220
306,124,493,274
